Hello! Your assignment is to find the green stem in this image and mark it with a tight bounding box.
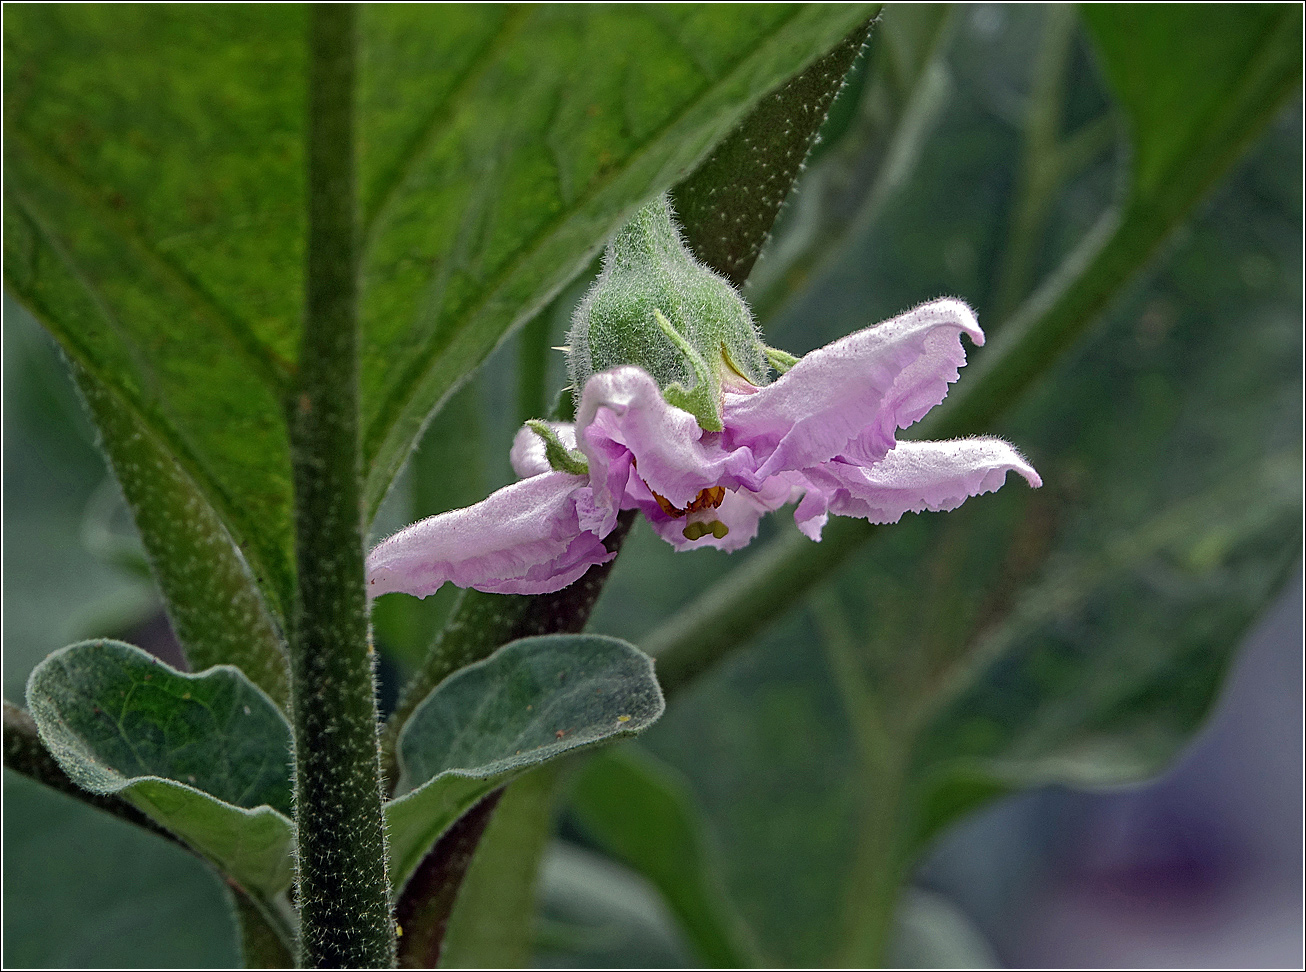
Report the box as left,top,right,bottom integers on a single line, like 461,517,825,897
832,764,905,968
813,596,906,968
290,5,395,966
72,363,290,709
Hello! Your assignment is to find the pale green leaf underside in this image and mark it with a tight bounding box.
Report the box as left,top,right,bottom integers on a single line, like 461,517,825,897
570,747,761,967
386,635,664,893
25,640,295,897
3,4,872,621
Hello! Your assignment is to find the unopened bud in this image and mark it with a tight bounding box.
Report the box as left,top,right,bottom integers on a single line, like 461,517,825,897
567,194,771,431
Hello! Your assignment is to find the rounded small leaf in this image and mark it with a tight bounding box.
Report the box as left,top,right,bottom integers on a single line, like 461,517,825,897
386,634,664,892
26,639,295,896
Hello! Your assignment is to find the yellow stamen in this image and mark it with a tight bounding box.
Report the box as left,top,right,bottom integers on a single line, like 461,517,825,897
682,519,729,541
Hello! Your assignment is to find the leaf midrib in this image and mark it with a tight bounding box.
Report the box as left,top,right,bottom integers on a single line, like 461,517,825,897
6,127,297,399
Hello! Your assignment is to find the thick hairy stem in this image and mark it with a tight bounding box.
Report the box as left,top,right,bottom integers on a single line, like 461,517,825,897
290,5,395,966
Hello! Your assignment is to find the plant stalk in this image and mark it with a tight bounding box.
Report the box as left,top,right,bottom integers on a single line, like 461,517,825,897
290,5,395,966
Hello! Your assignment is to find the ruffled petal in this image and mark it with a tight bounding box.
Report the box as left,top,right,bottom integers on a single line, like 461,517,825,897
366,471,613,597
574,366,756,531
643,473,803,553
794,437,1041,537
723,298,984,480
510,421,578,478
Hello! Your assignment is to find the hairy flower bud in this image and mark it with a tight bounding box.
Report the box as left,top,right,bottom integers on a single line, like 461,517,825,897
566,194,771,431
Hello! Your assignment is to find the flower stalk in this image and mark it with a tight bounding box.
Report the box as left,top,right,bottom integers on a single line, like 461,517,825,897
290,4,395,966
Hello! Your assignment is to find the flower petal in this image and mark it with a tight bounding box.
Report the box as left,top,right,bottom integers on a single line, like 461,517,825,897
574,366,755,530
723,298,984,480
510,422,578,479
794,437,1041,538
366,471,613,597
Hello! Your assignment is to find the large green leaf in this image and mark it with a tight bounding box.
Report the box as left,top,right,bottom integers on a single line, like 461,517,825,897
3,4,305,619
3,4,873,623
385,634,664,893
904,461,1297,816
25,639,295,898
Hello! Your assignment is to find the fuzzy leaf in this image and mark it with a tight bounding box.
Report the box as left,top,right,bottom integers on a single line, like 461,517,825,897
385,634,664,893
25,639,294,897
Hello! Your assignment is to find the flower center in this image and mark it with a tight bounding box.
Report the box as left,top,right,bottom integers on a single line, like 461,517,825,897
650,485,725,518
649,486,729,542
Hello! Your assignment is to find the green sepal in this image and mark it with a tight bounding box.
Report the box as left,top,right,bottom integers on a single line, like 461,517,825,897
567,195,772,431
526,420,589,475
653,309,723,432
765,346,800,374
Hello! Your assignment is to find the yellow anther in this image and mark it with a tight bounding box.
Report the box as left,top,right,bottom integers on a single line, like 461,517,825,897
682,519,729,541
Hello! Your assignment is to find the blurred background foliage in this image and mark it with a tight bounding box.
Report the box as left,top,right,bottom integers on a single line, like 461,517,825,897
4,4,1301,967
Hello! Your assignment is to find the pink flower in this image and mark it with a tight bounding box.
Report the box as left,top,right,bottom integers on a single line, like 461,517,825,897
367,298,1041,599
